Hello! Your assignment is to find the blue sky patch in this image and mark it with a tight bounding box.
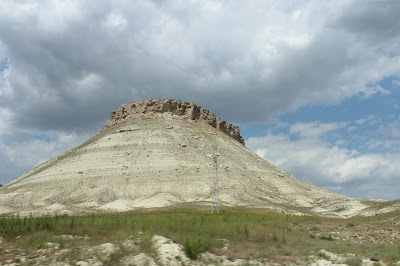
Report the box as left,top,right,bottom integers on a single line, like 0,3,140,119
0,58,8,72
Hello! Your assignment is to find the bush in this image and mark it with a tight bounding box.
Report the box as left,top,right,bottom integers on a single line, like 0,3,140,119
184,238,206,260
320,235,334,241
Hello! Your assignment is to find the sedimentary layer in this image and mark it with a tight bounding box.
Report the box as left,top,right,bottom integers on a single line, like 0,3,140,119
0,99,397,217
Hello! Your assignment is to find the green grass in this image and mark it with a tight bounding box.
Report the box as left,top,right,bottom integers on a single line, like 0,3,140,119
0,207,399,263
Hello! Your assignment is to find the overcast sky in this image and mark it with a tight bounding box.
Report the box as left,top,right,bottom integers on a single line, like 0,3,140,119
1,1,399,199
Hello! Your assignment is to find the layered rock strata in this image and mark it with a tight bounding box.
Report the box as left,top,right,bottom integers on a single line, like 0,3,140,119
108,98,245,145
1,98,396,217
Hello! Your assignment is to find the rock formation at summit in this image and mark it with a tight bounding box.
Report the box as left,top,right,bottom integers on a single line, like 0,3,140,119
108,99,245,145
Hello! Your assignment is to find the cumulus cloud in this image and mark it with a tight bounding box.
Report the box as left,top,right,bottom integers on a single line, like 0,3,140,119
378,122,400,138
0,131,91,184
0,0,399,131
0,107,13,135
247,120,400,199
289,121,348,138
103,11,128,32
367,139,400,151
0,1,399,195
355,115,377,125
0,59,13,97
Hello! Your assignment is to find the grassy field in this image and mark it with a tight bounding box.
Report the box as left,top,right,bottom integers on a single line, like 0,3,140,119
0,207,399,264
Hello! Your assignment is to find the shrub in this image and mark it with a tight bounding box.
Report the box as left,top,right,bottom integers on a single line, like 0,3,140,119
184,238,206,260
244,225,249,240
320,235,334,241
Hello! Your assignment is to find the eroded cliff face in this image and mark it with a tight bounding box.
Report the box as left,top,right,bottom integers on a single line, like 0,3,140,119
108,99,245,145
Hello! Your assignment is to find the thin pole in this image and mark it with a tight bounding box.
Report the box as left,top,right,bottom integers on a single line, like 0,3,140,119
212,145,219,214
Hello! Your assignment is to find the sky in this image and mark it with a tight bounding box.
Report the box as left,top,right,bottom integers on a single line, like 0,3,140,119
0,0,399,200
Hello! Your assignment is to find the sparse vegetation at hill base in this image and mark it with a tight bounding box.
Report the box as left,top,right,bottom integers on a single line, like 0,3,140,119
0,207,399,265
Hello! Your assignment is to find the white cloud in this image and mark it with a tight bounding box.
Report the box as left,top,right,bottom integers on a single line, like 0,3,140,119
0,71,12,97
0,0,399,129
378,122,400,138
335,139,348,146
360,84,389,98
69,72,105,101
248,134,351,183
0,0,400,195
367,139,400,150
0,1,84,40
247,119,400,199
355,115,377,125
0,131,91,184
0,108,14,136
289,121,348,138
103,11,127,32
3,139,56,168
337,154,399,182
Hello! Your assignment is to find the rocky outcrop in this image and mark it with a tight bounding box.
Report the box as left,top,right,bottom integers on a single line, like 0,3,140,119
0,235,393,265
108,98,245,145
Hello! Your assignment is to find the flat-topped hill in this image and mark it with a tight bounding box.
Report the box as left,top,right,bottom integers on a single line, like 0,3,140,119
0,99,398,217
